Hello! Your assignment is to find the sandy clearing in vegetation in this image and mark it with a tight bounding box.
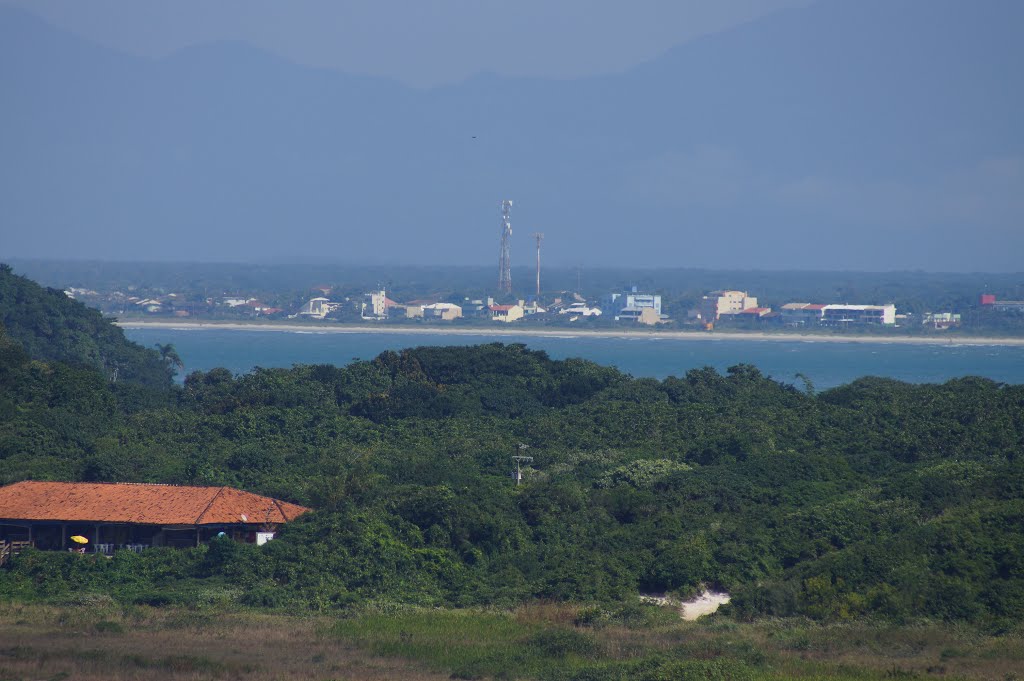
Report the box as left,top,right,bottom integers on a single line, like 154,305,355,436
114,320,1024,347
639,590,731,620
680,590,732,621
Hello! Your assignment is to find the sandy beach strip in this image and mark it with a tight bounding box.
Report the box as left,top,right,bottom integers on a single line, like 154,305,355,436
112,319,1024,347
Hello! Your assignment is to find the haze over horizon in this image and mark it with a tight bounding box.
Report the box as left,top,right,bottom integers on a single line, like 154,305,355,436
1,0,1021,272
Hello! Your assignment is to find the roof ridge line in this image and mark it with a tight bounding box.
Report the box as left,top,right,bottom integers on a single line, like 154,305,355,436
195,486,227,525
272,498,289,522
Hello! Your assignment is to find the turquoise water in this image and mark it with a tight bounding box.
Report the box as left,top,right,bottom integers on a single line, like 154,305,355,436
124,328,1024,390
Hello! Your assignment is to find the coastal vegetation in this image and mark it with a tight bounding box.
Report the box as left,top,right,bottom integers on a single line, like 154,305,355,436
2,264,1023,678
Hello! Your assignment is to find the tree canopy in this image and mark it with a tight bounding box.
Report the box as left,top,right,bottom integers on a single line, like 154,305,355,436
1,268,1022,625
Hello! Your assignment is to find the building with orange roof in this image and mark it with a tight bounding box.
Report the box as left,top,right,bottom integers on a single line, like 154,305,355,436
0,481,310,555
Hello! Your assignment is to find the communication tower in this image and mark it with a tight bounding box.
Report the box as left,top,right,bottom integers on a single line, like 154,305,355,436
532,232,544,298
498,200,513,293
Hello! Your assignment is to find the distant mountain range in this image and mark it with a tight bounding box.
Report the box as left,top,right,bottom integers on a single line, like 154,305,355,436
1,0,1021,270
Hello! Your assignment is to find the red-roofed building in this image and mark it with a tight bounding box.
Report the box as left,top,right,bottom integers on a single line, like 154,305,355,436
0,481,310,554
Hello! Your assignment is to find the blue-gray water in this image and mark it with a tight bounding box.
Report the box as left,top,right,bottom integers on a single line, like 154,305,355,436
124,328,1024,390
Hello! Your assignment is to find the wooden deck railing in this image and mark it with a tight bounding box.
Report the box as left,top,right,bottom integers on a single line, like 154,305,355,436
0,540,33,566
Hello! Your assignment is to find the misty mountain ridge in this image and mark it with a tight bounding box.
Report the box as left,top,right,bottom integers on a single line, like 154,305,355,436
1,0,1021,270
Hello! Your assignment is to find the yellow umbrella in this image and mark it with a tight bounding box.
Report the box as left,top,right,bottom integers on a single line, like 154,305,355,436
70,535,89,544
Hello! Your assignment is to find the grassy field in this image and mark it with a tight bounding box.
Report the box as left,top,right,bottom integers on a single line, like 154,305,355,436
1,601,1021,681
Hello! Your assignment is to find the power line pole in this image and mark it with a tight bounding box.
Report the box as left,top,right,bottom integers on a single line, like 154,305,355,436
532,232,544,299
512,443,532,486
498,200,513,294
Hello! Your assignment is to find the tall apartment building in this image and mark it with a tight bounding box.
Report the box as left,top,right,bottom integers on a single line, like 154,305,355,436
361,289,388,319
700,290,758,321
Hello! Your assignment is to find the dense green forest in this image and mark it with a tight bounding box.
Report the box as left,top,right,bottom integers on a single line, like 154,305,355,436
1,265,1022,629
0,264,172,388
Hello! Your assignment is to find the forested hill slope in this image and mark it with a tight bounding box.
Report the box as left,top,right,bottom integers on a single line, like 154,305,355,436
0,263,172,388
2,323,1022,624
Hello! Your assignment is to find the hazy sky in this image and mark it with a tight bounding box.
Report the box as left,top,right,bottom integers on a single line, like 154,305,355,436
1,0,1021,271
0,0,809,86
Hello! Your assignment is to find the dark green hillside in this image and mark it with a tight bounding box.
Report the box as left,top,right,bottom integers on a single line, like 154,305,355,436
0,263,172,388
2,327,1022,625
0,268,1022,623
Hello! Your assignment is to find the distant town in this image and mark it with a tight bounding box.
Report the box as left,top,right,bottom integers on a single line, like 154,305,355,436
62,281,1024,335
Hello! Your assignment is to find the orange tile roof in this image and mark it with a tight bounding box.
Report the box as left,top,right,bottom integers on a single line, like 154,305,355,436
0,481,310,526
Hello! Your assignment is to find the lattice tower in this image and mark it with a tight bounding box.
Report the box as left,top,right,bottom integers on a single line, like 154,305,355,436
498,200,513,293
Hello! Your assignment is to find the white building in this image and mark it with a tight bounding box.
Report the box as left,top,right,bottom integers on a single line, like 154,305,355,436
602,289,662,319
781,302,896,326
820,304,896,326
297,297,340,320
558,302,602,317
362,290,388,319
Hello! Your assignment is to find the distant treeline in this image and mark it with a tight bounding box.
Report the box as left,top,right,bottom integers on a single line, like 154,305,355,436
1,264,1022,625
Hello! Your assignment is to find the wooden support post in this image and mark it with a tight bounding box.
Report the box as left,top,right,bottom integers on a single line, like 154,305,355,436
95,524,101,553
195,527,200,547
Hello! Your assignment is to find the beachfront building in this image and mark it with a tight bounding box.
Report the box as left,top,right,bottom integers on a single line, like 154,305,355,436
361,289,390,319
602,288,662,320
522,300,547,315
980,295,1024,314
423,302,463,321
781,302,896,326
780,303,827,326
922,312,961,329
616,307,667,325
297,297,341,319
0,481,309,555
699,290,758,321
489,303,524,323
557,302,602,318
820,304,896,326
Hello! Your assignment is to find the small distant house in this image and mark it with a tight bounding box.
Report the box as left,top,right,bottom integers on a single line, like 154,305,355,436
922,312,961,329
557,302,602,317
0,481,310,555
489,304,524,323
522,300,546,315
135,299,164,313
423,302,463,320
617,307,668,325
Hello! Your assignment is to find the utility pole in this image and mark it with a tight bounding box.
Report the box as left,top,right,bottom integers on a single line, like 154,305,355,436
498,200,513,294
532,232,544,299
512,443,532,486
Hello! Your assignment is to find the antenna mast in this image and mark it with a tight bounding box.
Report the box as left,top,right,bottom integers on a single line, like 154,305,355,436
532,232,544,299
498,200,513,293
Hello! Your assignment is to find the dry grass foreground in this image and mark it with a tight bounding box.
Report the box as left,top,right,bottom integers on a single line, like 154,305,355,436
0,602,448,681
1,601,1023,681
